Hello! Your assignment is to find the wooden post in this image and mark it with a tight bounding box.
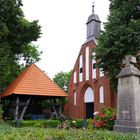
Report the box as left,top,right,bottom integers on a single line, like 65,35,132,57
19,97,31,120
59,98,62,116
14,97,19,120
52,99,58,118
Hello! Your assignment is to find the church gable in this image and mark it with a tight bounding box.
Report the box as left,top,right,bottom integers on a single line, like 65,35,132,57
70,41,97,86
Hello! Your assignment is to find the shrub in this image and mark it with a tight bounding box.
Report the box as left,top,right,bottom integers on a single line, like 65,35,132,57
70,119,83,128
0,105,3,122
10,120,61,128
93,107,116,130
87,118,94,129
69,119,93,129
43,120,60,128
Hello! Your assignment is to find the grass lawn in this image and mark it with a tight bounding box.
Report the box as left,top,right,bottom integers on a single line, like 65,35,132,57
0,123,139,140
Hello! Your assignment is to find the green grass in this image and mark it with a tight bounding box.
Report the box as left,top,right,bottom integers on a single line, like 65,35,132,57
0,123,139,140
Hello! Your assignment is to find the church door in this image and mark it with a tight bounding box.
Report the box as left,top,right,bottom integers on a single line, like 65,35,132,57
84,87,94,118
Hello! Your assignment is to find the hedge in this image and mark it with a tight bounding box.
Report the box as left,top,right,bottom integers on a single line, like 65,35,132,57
10,120,61,128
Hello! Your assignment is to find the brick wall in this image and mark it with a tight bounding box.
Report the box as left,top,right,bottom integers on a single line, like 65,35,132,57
64,40,117,119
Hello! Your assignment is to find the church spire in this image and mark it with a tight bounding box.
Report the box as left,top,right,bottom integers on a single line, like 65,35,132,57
86,2,101,42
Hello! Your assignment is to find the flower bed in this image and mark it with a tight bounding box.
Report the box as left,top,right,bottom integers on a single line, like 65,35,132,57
93,107,116,130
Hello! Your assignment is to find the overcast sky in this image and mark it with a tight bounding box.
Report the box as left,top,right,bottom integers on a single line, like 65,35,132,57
22,0,110,79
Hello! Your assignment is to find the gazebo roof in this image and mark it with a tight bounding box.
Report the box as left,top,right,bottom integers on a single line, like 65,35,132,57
0,64,67,98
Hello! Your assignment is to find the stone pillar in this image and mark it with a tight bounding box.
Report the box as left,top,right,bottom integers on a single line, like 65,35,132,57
113,55,140,133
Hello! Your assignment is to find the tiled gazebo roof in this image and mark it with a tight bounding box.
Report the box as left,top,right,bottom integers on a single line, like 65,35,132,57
0,64,67,98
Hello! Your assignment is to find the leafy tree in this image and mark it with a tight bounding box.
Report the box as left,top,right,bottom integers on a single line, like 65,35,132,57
53,71,72,93
0,0,41,92
95,0,140,89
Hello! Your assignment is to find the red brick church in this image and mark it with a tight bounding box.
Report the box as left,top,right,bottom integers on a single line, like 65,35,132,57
65,4,117,119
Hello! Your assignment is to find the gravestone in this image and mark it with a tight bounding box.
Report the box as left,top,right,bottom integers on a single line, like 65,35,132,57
113,55,140,133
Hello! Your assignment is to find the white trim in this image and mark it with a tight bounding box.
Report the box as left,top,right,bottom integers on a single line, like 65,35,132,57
99,86,104,103
73,71,77,83
92,51,96,79
74,91,76,105
79,55,83,82
85,47,89,80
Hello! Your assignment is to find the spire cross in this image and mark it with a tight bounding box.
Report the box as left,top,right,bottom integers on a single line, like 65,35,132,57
123,55,136,67
92,0,95,13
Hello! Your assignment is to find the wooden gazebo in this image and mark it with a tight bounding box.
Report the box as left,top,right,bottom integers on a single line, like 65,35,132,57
0,64,67,120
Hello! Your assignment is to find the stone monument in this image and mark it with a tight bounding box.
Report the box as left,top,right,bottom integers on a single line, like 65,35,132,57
113,55,140,133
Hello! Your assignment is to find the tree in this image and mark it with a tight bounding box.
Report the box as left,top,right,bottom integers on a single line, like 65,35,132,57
95,0,140,89
0,0,41,92
53,71,72,93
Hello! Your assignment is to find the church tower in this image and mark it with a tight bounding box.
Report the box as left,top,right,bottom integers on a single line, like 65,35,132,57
86,3,101,42
65,3,116,119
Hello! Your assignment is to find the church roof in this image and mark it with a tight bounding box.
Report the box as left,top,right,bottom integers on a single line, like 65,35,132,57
87,14,101,24
0,64,67,98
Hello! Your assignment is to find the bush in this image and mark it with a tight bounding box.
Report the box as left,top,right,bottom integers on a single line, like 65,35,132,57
10,120,61,128
68,119,93,129
70,119,83,128
87,118,94,129
10,119,93,129
93,107,116,130
0,105,3,122
43,120,60,128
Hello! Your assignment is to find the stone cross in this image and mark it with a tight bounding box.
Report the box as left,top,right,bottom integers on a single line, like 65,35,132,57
123,55,136,67
114,55,140,133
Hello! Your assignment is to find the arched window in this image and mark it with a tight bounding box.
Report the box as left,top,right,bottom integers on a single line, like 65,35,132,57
84,87,94,103
74,91,76,105
99,86,104,103
79,55,83,82
73,71,77,83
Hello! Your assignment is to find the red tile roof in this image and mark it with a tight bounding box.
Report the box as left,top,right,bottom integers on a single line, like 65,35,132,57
0,64,67,98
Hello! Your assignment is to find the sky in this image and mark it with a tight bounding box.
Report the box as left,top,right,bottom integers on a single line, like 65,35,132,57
22,0,110,79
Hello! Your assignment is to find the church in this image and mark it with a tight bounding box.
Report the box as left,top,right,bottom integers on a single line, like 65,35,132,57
65,4,117,119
